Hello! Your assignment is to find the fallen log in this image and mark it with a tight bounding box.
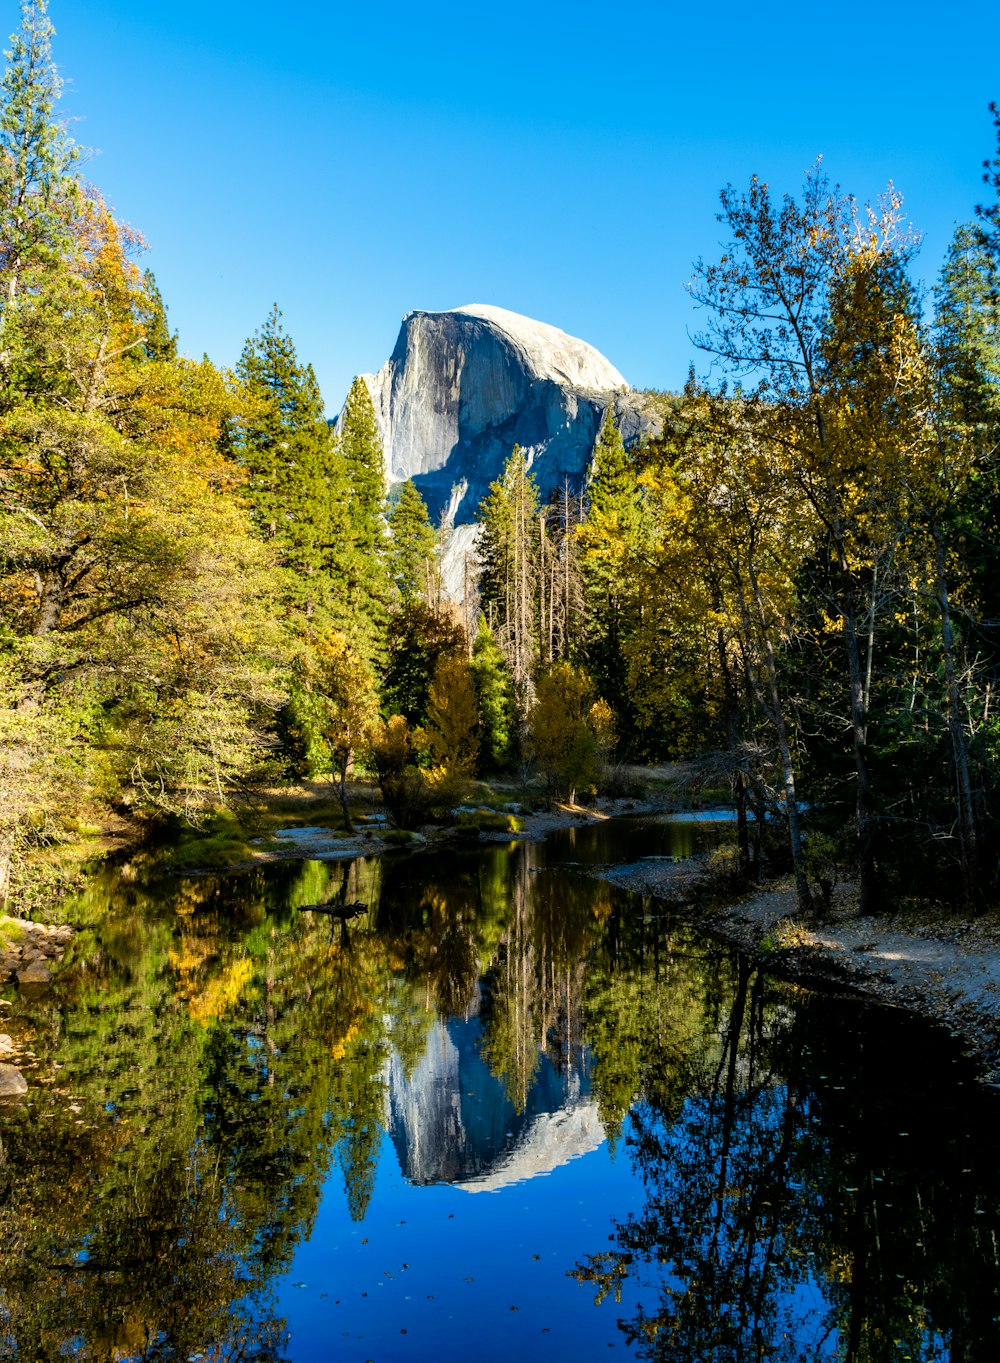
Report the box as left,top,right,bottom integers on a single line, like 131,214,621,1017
297,900,367,920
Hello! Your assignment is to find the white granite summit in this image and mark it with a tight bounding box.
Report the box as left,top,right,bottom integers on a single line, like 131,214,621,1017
351,304,641,533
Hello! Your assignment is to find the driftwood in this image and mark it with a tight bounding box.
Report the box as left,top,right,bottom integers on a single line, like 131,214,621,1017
297,900,366,920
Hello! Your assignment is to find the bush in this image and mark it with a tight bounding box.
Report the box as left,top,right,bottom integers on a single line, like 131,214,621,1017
166,810,255,869
366,716,435,829
454,809,523,834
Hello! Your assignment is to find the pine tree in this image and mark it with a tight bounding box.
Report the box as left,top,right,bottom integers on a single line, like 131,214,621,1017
387,478,438,603
476,445,541,702
139,267,177,361
233,305,343,629
0,0,78,323
470,618,517,771
578,405,644,748
333,376,391,665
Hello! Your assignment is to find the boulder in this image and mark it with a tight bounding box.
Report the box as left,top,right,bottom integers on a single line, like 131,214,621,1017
0,1064,27,1100
16,959,51,987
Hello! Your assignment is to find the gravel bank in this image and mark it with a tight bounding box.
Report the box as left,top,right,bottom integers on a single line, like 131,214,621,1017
593,856,1000,1084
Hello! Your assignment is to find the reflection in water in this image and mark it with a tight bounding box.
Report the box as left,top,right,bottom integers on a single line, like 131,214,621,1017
388,1012,601,1189
574,956,1000,1362
0,818,998,1361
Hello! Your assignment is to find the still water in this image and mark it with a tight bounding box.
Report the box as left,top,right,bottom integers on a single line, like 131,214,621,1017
2,817,1000,1361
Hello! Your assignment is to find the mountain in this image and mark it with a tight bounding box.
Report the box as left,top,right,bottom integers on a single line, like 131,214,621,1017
386,1013,604,1190
358,304,649,530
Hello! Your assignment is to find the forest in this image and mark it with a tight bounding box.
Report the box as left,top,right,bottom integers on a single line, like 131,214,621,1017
3,0,1000,919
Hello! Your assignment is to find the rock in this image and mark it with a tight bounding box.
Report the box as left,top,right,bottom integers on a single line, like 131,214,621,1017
16,959,51,987
0,1064,27,1100
342,305,660,595
0,1035,13,1060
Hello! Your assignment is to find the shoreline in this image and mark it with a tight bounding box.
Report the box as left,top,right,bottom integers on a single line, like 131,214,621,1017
17,797,1000,1087
595,853,1000,1085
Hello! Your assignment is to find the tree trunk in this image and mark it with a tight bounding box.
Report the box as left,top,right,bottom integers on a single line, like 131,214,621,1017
933,518,979,907
840,570,878,913
331,746,355,835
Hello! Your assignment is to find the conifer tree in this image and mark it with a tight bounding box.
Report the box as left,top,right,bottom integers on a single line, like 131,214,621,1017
470,618,517,771
476,445,541,702
0,0,77,323
233,305,343,629
333,376,391,665
387,478,438,603
578,405,644,745
139,268,177,361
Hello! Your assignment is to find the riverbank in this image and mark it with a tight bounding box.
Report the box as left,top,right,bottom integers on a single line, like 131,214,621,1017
598,854,1000,1084
243,791,674,863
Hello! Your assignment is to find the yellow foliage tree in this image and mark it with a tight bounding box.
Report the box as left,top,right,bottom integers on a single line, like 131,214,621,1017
300,631,380,834
527,663,600,803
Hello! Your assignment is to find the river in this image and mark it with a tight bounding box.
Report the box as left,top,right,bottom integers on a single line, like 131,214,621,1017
1,816,999,1361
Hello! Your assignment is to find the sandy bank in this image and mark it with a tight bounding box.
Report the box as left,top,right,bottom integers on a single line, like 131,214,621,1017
595,854,1000,1084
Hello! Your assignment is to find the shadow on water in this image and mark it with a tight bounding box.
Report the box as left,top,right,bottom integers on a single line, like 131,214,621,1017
0,818,998,1360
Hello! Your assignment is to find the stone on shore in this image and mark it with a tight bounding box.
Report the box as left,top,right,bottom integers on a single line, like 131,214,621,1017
0,1064,27,1100
16,958,51,987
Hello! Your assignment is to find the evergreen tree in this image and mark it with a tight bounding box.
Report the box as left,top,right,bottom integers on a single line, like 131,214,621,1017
476,445,541,702
139,267,177,361
333,376,391,665
387,478,438,603
233,305,343,629
0,0,78,323
578,405,644,748
381,600,466,725
470,618,517,772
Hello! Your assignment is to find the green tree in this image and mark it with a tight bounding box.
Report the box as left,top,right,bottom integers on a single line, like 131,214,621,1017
0,0,78,323
381,599,466,725
578,405,647,749
233,305,343,629
0,16,284,896
470,617,517,772
138,267,177,361
334,376,391,665
387,478,438,604
476,445,541,703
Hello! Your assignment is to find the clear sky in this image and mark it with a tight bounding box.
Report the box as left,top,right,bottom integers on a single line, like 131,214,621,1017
42,0,1000,412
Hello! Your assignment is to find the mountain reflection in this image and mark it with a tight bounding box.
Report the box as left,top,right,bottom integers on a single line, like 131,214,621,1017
387,1010,602,1189
2,824,1000,1360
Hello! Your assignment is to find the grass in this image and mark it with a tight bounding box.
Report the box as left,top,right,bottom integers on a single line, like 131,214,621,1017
454,809,524,834
166,810,260,869
0,914,26,949
759,917,813,955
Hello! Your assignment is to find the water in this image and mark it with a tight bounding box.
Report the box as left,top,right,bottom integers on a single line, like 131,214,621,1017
1,816,999,1361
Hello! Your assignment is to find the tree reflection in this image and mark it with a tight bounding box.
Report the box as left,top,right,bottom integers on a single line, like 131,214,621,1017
5,836,1000,1359
574,955,1000,1361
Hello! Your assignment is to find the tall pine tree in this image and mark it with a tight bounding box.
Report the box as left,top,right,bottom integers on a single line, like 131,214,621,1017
578,404,644,748
233,305,343,631
476,445,540,703
387,478,438,604
332,376,391,666
0,0,77,324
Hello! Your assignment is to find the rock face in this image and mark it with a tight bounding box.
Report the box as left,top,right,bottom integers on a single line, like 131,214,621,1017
386,1012,604,1189
359,304,645,529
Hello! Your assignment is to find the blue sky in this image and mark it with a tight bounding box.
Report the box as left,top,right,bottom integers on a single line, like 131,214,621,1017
44,0,1000,410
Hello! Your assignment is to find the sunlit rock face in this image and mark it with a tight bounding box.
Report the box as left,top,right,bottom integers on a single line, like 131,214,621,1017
359,304,643,529
387,1013,604,1190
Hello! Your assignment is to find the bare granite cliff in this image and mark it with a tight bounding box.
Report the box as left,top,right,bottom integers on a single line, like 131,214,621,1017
358,304,647,529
